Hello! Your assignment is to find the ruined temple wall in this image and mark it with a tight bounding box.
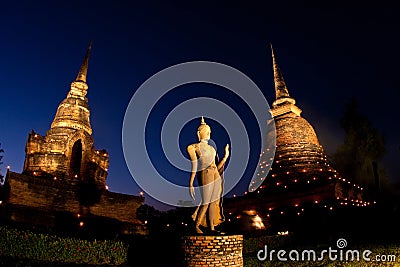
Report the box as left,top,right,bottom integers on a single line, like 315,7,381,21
6,172,142,224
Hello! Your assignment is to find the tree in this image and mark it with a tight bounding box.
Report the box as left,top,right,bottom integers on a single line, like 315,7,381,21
333,98,387,191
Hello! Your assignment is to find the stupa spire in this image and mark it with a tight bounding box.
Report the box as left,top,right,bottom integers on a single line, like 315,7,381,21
75,41,92,83
271,43,291,100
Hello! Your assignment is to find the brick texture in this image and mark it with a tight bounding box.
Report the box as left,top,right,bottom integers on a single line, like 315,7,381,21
182,235,243,267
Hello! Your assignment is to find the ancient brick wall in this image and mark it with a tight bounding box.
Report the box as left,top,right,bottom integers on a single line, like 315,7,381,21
5,171,143,226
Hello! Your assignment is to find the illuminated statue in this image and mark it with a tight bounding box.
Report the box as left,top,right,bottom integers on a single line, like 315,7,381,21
187,117,230,234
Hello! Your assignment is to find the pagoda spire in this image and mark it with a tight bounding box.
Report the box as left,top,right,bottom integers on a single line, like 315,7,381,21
75,41,92,83
271,43,291,100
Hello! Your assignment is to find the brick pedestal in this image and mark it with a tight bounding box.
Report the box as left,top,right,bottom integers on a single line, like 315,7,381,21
182,235,243,267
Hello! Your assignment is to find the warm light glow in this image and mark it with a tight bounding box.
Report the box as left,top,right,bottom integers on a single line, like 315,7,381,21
252,215,265,230
77,214,81,218
79,221,84,227
105,185,109,190
278,231,289,236
53,177,57,180
140,191,144,196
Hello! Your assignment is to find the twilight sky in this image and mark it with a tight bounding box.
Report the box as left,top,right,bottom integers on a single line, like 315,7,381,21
1,1,399,210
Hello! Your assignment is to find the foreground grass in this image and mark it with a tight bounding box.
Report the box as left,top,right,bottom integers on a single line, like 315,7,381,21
0,226,127,266
1,226,399,266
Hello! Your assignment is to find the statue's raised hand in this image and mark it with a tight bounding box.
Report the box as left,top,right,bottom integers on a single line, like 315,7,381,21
224,144,230,159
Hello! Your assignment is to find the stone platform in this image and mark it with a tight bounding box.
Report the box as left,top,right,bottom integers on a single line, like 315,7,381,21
182,235,243,267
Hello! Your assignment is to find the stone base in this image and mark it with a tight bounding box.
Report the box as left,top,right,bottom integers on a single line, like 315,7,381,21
182,235,243,267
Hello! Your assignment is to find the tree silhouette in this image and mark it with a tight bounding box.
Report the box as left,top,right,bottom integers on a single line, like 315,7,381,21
333,98,387,191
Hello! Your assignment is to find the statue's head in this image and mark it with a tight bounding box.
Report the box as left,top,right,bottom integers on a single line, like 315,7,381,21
197,116,211,141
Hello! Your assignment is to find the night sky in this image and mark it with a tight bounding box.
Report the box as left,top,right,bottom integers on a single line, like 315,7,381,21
1,2,399,210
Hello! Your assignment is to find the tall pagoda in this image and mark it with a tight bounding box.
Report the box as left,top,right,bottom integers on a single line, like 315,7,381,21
224,46,370,228
1,43,145,235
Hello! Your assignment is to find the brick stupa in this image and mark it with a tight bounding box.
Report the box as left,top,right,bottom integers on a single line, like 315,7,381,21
1,43,145,235
224,46,369,222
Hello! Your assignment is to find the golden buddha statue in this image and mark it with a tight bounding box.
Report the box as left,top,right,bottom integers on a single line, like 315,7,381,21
187,117,230,234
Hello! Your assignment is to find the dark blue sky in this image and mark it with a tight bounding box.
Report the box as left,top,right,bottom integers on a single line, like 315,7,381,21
1,2,399,210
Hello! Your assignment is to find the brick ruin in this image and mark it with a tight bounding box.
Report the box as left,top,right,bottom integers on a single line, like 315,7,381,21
224,46,368,227
1,42,146,235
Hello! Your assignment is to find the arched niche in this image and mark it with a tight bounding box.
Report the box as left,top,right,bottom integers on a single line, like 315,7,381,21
69,139,82,178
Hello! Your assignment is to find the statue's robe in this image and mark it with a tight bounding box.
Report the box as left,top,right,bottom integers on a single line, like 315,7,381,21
191,154,225,227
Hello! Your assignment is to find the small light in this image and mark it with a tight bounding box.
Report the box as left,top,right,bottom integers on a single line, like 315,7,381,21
34,134,38,138
30,150,34,153
140,191,144,196
314,200,319,204
105,185,109,190
0,201,2,205
7,166,10,169
79,221,84,227
144,220,148,224
77,214,81,218
74,174,78,178
103,153,107,157
96,151,99,154
281,211,284,215
329,207,333,211
53,177,57,180
166,224,170,227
